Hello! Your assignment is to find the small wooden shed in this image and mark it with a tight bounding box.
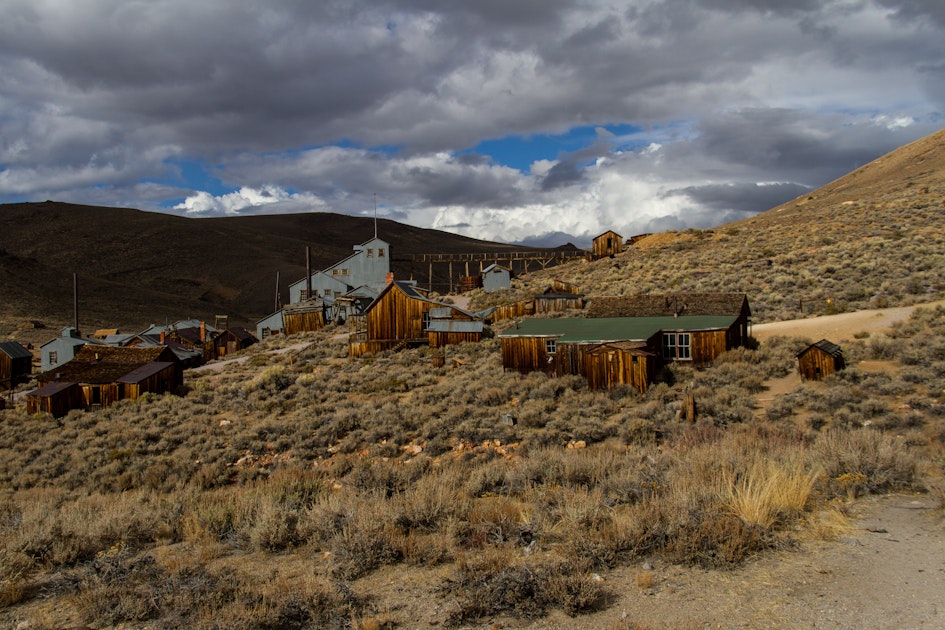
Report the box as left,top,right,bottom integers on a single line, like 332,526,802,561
215,327,258,358
797,339,845,381
0,341,33,388
283,300,328,335
592,230,623,259
26,381,84,418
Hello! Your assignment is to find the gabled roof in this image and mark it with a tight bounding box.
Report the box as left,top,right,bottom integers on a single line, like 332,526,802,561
227,327,257,342
38,345,176,385
0,341,32,360
798,339,843,358
593,230,622,240
499,315,739,342
371,281,480,319
587,293,750,319
482,263,510,274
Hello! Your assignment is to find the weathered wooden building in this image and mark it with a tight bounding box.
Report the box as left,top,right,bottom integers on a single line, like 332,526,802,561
26,381,84,418
535,287,585,313
282,301,328,335
592,230,623,259
587,293,751,349
288,237,391,304
0,341,33,388
499,306,750,390
34,345,181,411
349,281,481,357
214,327,258,358
797,339,845,381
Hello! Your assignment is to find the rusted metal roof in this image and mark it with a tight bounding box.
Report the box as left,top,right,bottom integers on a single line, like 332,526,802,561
798,339,843,358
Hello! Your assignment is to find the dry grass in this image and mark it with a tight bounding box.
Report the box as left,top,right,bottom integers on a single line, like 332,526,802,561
4,160,945,625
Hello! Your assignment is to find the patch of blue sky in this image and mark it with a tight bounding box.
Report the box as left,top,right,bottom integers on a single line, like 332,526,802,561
151,158,232,208
463,123,652,171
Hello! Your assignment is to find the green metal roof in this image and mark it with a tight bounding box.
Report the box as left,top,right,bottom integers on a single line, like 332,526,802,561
499,315,738,342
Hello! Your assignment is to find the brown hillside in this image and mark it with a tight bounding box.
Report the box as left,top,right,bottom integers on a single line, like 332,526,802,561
486,126,945,322
0,202,533,329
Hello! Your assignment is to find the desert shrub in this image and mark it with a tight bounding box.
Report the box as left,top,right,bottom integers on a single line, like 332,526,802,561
811,430,919,497
329,514,402,579
444,549,604,624
458,496,534,549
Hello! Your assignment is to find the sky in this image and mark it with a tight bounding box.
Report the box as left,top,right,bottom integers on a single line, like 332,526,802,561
1,1,944,247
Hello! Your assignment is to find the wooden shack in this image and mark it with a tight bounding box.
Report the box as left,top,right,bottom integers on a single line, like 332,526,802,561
349,281,481,357
592,230,623,259
118,361,177,399
214,327,258,358
579,342,657,392
0,341,33,388
588,293,752,353
500,318,663,391
797,339,845,381
26,381,84,418
499,309,749,390
35,345,181,410
535,287,585,314
283,301,328,335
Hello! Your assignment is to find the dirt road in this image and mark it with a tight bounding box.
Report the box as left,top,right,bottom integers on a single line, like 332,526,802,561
752,300,945,343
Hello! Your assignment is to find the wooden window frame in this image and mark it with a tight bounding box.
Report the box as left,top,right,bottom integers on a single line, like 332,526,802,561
662,332,692,361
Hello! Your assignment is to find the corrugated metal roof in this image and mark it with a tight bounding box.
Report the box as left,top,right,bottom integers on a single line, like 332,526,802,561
499,315,738,342
427,320,484,334
0,341,32,359
799,339,843,358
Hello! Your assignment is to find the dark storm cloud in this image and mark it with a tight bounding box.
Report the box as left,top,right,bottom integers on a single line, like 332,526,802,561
674,182,811,214
0,1,943,243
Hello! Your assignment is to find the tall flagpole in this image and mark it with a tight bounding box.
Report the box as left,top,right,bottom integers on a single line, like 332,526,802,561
373,193,378,239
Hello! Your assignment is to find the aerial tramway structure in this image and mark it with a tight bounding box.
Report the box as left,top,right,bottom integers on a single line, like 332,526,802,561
394,247,588,293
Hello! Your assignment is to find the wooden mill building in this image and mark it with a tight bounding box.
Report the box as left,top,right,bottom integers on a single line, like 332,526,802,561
349,281,483,357
797,339,845,381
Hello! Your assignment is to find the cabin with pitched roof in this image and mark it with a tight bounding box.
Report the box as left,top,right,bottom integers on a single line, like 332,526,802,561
34,345,181,410
797,339,845,381
592,230,623,259
588,293,751,356
500,293,752,390
0,341,33,389
349,281,482,357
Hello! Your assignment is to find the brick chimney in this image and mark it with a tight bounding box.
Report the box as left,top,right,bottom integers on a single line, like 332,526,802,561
386,272,395,285
160,330,166,344
200,321,206,342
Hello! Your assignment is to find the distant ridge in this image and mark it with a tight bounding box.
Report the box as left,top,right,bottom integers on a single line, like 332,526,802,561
0,202,530,328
